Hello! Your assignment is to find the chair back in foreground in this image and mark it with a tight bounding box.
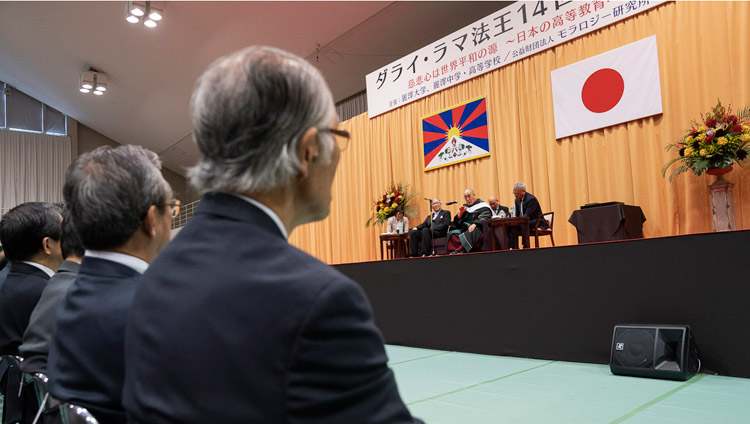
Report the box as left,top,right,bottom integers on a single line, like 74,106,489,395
533,212,555,247
1,355,24,424
57,404,99,424
1,370,98,424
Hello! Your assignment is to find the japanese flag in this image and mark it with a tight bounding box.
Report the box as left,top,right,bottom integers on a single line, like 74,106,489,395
551,35,662,139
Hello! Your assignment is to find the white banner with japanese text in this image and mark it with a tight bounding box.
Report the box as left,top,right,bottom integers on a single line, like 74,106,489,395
365,0,669,118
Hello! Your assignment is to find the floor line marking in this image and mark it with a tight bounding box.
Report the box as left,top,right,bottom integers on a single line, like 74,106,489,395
407,360,556,405
608,374,706,424
389,351,452,365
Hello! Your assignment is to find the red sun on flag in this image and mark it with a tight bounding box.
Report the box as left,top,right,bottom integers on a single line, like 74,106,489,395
581,68,625,113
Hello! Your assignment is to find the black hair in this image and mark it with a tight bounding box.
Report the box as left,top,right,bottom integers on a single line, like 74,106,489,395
0,202,63,262
60,208,85,259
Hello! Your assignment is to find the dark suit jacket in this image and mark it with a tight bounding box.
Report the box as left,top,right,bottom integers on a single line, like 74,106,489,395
19,260,80,374
47,257,141,424
414,209,451,235
123,192,422,424
515,192,548,229
0,262,50,356
0,261,10,292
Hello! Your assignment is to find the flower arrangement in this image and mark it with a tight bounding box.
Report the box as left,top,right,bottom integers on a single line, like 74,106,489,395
663,100,750,182
365,182,416,227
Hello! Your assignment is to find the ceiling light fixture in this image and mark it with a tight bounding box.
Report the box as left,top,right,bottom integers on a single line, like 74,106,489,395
129,2,145,16
79,69,108,96
126,1,163,28
79,71,95,93
148,6,162,21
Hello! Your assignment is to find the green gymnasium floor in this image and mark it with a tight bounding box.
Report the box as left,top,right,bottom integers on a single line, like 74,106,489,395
387,345,750,424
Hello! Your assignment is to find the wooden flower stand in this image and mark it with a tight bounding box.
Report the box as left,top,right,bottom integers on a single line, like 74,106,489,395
707,166,735,231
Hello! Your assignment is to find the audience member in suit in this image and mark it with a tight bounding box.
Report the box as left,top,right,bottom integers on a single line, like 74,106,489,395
123,46,423,424
488,196,510,217
20,208,85,374
409,199,451,256
386,209,409,234
0,202,64,356
47,145,175,424
446,188,492,254
508,182,548,249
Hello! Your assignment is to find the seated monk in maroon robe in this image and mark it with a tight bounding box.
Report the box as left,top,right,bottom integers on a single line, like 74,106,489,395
446,189,492,254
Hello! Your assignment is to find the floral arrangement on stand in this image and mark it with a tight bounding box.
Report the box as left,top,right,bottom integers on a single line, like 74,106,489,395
365,182,416,227
663,100,750,182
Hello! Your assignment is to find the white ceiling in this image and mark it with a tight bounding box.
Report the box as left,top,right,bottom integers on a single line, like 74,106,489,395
0,1,510,175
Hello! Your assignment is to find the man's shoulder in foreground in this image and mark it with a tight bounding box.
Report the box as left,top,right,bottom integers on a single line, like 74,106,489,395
124,199,420,423
47,257,140,424
0,262,51,355
19,260,80,373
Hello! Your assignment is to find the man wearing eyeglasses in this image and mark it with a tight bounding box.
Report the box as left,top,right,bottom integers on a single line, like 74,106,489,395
409,199,451,257
123,46,422,424
47,145,175,424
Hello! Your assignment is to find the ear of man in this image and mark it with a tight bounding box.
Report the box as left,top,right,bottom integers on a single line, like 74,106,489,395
297,127,321,179
42,237,55,255
141,205,160,238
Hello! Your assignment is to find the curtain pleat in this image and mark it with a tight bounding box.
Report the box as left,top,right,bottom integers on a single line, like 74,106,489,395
0,129,71,211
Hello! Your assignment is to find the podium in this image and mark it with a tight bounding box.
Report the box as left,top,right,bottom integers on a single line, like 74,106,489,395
568,203,646,243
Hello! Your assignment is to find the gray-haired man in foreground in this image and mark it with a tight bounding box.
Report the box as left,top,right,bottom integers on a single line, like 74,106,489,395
47,145,175,424
123,46,423,423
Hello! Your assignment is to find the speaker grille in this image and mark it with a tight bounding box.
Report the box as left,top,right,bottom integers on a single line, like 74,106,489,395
612,328,655,368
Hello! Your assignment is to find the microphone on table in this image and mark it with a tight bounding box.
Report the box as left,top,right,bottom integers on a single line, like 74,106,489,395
445,200,458,205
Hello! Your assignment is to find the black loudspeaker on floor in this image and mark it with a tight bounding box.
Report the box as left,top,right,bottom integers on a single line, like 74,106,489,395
610,324,699,381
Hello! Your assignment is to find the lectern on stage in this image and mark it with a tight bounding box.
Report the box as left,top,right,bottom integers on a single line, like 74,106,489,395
568,202,646,244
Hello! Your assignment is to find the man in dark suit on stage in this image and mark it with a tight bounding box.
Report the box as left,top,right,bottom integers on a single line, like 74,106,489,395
0,202,63,356
47,145,175,424
123,46,422,424
20,208,85,374
409,198,451,256
509,182,547,249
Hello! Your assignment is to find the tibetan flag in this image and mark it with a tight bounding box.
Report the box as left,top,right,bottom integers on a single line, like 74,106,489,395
551,35,663,139
422,96,490,171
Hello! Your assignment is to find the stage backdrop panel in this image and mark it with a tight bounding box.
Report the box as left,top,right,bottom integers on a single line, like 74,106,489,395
289,1,750,265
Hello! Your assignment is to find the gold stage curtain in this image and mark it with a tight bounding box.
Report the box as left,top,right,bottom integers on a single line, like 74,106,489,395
289,1,750,264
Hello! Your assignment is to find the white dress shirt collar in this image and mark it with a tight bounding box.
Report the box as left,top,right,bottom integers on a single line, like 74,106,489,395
232,194,288,239
20,261,55,278
84,250,149,275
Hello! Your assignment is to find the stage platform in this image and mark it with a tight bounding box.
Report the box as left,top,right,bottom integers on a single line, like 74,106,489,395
387,345,750,424
337,230,750,378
